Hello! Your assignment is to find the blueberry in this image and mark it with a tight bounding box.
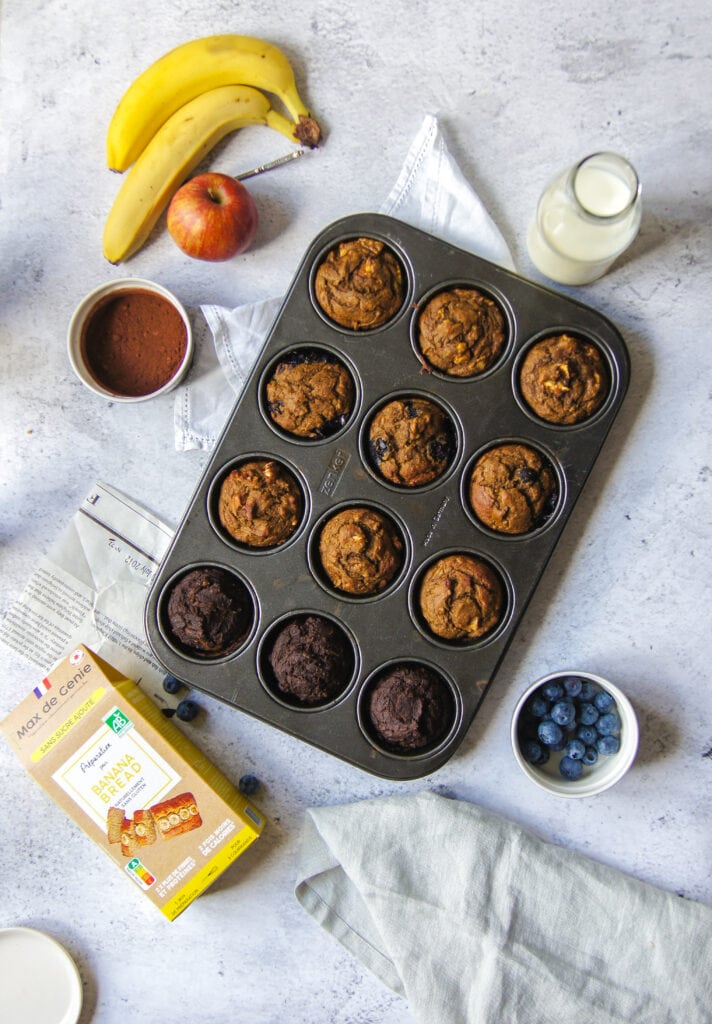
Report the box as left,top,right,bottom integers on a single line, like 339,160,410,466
566,738,586,760
542,681,564,701
577,725,598,746
559,755,584,780
578,681,597,701
162,674,184,695
578,702,599,726
239,773,261,796
551,699,576,727
518,467,539,484
548,736,568,752
563,676,583,697
527,694,550,718
594,689,615,712
597,734,621,756
538,719,564,747
176,699,200,722
597,712,621,736
582,746,599,765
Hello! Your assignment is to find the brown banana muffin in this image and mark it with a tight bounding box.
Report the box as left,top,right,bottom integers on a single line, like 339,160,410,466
418,553,504,642
318,506,403,595
265,351,355,438
218,459,302,548
468,443,558,534
166,566,253,657
313,236,405,330
365,663,454,751
417,286,507,376
519,333,609,424
368,396,455,487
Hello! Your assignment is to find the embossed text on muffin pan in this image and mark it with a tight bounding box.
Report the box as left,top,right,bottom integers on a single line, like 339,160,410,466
144,213,629,780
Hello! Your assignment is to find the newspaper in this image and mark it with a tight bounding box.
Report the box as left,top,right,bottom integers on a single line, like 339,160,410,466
0,482,175,694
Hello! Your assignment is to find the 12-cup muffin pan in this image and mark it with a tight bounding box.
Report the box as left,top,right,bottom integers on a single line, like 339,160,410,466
144,213,630,780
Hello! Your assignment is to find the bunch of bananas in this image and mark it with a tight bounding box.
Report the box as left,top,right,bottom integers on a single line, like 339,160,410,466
103,34,321,264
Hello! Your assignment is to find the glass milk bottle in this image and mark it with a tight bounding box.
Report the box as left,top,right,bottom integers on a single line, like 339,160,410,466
527,152,641,285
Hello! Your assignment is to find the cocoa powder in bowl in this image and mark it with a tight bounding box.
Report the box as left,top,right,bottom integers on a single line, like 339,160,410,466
80,287,188,397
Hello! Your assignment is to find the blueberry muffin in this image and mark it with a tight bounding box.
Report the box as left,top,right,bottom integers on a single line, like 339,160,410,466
166,566,253,657
313,236,405,330
519,333,609,424
265,351,355,439
418,553,504,642
468,443,557,534
218,459,302,548
365,663,454,751
368,396,455,487
318,506,403,595
417,286,507,376
267,614,353,705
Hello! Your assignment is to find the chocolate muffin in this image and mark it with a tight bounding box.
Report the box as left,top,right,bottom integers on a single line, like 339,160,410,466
365,663,454,751
418,553,504,642
468,443,558,534
267,614,353,705
265,351,355,438
519,333,609,424
313,237,405,330
318,506,403,595
368,396,455,487
166,567,252,657
218,459,302,548
417,286,507,377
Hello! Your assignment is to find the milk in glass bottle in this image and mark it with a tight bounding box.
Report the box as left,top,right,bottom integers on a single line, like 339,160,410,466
527,152,641,285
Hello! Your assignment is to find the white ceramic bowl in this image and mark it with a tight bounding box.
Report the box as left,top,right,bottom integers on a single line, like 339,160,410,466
511,669,639,798
67,277,193,402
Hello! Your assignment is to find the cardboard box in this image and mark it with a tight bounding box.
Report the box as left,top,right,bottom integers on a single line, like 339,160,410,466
1,644,264,920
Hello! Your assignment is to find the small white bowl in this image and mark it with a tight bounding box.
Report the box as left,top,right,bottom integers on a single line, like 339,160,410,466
511,669,639,798
67,277,193,402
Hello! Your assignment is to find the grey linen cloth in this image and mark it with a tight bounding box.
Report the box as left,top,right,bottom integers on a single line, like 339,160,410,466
295,791,712,1024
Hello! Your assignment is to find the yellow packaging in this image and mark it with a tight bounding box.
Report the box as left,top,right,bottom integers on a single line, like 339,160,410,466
0,644,264,920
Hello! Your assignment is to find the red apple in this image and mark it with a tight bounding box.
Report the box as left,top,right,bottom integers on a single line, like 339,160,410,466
166,172,258,261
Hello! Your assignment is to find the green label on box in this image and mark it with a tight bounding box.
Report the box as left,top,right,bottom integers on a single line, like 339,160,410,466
104,707,131,736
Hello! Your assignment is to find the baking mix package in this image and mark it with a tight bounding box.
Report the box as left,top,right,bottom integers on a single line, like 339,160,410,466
0,644,264,920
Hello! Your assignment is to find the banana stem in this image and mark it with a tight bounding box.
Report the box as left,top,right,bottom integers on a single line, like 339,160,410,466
235,149,304,180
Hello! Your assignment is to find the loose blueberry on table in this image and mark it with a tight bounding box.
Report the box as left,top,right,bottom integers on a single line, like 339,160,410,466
519,676,622,780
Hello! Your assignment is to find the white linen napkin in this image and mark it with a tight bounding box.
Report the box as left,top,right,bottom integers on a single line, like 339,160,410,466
174,114,514,450
295,791,712,1024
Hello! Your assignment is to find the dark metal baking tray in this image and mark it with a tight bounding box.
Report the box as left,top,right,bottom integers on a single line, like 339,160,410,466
144,212,630,780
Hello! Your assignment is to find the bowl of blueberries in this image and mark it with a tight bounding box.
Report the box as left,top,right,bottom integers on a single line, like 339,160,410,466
511,670,639,797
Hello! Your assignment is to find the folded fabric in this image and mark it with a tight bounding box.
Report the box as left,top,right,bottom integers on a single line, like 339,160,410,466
173,113,514,450
295,791,712,1024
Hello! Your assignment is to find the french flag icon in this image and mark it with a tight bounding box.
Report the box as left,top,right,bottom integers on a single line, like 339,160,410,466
33,678,52,699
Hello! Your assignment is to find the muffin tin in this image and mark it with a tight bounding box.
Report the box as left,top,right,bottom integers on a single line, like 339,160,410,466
144,213,630,780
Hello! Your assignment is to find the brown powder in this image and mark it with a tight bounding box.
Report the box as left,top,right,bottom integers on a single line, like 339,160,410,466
81,288,188,397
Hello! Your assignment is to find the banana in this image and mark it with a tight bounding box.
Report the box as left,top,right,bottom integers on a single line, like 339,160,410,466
107,34,321,171
103,84,298,264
